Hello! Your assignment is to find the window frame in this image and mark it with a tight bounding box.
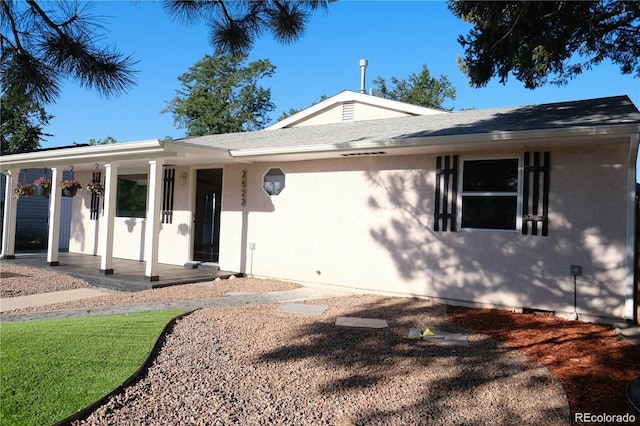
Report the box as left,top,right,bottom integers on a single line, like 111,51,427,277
262,167,286,196
116,173,148,219
456,155,523,233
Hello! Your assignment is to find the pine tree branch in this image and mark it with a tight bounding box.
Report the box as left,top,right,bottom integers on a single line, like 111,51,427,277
26,1,68,38
490,3,529,50
1,0,26,53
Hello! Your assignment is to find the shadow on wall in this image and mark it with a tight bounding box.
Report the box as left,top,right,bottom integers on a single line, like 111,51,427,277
223,165,276,273
177,223,189,236
70,194,86,254
364,167,625,318
125,218,138,233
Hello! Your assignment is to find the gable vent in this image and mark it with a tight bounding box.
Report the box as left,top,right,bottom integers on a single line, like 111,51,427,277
342,101,355,122
340,151,386,157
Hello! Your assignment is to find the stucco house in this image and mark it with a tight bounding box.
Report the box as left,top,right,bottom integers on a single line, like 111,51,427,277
2,92,639,323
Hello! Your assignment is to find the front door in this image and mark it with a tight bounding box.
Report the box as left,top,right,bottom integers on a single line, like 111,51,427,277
193,169,223,263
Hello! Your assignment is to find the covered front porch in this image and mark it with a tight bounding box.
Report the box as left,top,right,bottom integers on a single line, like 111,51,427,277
1,140,236,282
3,252,239,292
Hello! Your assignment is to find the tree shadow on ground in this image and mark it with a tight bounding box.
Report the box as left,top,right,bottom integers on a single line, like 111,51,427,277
259,297,570,424
448,305,640,418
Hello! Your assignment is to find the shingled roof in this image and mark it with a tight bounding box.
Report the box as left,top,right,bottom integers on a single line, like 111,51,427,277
2,95,638,169
177,96,640,154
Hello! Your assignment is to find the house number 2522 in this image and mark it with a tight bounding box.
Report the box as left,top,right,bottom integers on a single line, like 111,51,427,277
241,169,247,206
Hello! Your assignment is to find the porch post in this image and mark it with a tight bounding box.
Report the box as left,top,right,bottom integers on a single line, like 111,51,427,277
144,158,164,281
46,167,62,266
1,169,18,259
100,162,119,274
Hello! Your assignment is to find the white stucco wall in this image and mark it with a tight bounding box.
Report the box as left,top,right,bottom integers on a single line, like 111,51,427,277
68,170,101,255
158,174,193,265
218,140,631,320
65,138,632,320
68,167,193,266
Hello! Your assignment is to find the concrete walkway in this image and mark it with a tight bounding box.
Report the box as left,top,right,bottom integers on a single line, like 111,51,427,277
0,286,355,323
0,288,121,313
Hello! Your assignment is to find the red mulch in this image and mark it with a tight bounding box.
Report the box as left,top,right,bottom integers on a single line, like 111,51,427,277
447,306,640,425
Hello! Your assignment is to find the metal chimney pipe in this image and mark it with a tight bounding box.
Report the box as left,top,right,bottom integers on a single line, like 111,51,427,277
359,59,368,94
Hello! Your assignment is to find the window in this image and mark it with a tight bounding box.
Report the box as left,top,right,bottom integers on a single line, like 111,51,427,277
116,174,147,218
263,168,285,195
460,158,519,231
435,153,549,235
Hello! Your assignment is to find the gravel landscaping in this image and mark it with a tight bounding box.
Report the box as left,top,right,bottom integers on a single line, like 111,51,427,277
1,262,571,424
0,263,92,298
74,299,569,425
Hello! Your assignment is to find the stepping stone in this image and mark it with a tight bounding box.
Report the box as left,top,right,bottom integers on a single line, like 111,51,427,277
406,328,469,346
335,316,388,329
407,327,444,340
280,303,328,316
425,331,469,347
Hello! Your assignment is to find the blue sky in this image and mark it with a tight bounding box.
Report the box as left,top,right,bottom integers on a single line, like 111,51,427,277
43,0,640,149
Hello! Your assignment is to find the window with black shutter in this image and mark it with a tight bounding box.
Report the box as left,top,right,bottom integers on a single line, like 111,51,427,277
433,152,550,235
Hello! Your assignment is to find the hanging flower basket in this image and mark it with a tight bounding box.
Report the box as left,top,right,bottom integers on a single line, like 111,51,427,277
85,181,105,197
60,179,82,197
33,176,52,197
13,183,35,199
62,187,78,197
36,186,51,197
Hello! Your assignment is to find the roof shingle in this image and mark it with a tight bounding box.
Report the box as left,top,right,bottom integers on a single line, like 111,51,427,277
177,96,640,152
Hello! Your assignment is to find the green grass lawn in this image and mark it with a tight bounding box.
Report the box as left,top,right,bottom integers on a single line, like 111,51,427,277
1,310,187,426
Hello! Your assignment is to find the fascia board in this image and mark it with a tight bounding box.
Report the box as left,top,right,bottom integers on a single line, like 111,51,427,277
350,93,446,116
163,140,233,158
0,139,172,168
264,90,445,130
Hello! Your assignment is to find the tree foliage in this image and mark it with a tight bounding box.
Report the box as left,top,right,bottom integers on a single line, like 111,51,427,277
88,135,117,145
275,64,457,123
1,1,332,105
1,94,52,154
0,0,138,104
372,65,456,110
449,1,640,89
277,94,328,121
163,0,332,55
162,51,276,136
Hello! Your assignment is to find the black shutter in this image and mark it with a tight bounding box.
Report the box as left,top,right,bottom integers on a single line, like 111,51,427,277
434,155,458,232
90,171,101,220
522,152,550,236
161,168,175,224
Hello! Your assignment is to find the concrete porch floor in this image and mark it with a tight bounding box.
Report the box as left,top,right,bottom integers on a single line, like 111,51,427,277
1,252,240,292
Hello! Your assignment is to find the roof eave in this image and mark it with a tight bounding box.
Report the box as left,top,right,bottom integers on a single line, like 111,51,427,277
0,139,172,169
231,124,639,161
